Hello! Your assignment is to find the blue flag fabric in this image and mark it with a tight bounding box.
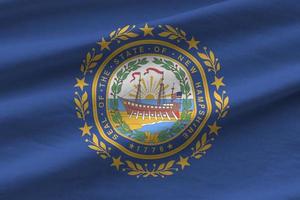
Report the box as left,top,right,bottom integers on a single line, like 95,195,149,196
1,0,300,200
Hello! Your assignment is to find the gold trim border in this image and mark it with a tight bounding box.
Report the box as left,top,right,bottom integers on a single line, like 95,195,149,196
92,40,212,159
105,53,198,146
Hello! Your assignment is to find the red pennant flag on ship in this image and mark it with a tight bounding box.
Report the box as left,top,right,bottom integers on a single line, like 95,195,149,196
130,72,141,82
144,67,164,75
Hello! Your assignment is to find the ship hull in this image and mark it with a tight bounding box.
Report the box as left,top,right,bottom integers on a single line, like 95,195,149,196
119,97,180,120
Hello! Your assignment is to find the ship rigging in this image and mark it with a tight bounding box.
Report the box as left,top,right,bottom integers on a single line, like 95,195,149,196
120,68,182,121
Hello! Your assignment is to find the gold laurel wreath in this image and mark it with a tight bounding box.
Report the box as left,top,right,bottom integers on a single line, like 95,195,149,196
74,24,229,178
198,47,220,74
109,25,138,42
88,134,110,159
80,49,103,75
74,91,88,120
191,133,212,159
124,160,177,178
158,25,187,41
198,47,230,119
214,91,229,119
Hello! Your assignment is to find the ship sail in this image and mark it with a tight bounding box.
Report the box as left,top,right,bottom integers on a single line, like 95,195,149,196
135,73,142,102
157,73,165,105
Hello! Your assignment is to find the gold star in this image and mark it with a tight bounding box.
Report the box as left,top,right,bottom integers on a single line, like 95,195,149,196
186,37,200,49
140,23,154,36
75,77,88,90
97,37,111,51
208,121,221,136
79,122,92,136
211,76,225,90
177,156,190,170
111,156,124,170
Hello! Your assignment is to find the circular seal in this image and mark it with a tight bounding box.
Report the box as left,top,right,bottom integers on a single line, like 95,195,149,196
74,24,229,178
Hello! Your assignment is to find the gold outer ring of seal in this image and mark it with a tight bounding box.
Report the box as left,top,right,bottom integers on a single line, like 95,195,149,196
92,40,212,159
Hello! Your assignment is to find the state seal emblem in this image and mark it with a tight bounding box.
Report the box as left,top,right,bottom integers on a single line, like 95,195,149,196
74,24,230,178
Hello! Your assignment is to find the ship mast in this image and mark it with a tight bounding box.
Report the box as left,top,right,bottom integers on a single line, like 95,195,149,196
171,83,175,103
135,74,142,102
157,73,165,105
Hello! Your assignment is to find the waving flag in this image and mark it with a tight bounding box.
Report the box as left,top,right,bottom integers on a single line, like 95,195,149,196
1,1,300,200
172,91,182,99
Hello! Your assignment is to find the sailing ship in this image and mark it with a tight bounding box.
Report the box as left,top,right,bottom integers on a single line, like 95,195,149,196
120,72,182,121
